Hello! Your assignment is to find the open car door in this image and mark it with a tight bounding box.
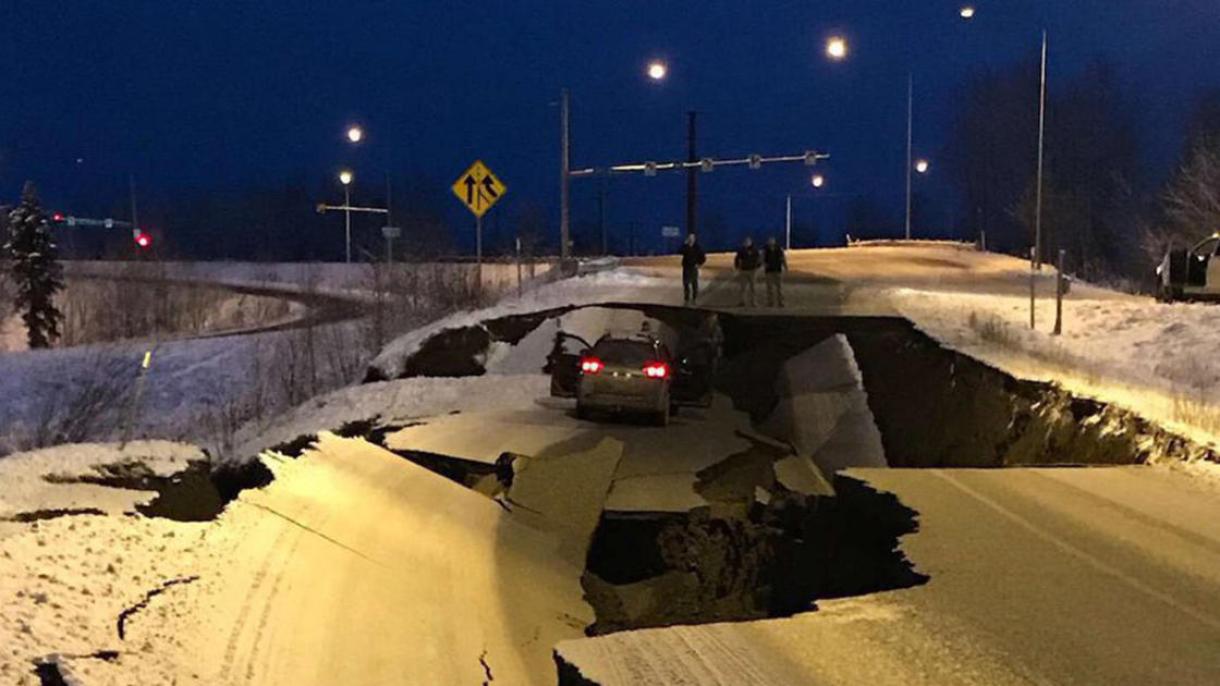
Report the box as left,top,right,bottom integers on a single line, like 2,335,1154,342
546,332,591,398
671,340,717,407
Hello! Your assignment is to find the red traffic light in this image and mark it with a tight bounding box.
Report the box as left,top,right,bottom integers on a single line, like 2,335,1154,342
51,212,64,222
134,231,152,248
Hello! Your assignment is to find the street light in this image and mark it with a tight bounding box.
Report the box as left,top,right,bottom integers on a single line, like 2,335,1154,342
811,174,826,188
338,170,353,263
826,36,848,60
647,60,668,81
959,6,976,20
346,125,364,143
914,159,930,174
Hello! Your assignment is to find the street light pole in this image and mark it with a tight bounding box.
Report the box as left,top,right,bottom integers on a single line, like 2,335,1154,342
1034,29,1048,270
785,194,792,250
905,71,913,241
344,183,351,264
560,88,571,261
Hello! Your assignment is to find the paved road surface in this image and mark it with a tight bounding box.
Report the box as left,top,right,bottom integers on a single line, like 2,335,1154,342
162,244,1217,685
558,465,1220,685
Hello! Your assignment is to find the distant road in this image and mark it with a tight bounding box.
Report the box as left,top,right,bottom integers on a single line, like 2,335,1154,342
67,271,373,338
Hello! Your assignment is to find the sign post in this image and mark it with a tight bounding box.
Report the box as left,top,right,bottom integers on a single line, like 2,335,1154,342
381,225,402,263
452,160,507,297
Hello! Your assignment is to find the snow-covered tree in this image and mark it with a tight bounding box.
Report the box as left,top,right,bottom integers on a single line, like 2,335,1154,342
5,181,64,348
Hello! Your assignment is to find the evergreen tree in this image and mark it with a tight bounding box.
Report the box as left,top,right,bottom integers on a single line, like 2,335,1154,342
5,182,64,348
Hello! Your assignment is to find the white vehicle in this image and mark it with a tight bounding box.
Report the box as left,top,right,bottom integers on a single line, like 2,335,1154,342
1157,233,1220,302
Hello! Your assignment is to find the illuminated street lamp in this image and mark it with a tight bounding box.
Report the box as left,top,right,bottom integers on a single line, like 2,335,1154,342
647,60,668,81
346,125,364,143
914,159,930,174
826,36,848,60
787,174,828,249
338,170,353,263
959,6,976,20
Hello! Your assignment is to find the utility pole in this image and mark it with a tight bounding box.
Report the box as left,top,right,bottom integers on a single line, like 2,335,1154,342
686,111,698,237
904,72,913,241
785,194,792,250
560,88,572,261
1034,29,1048,270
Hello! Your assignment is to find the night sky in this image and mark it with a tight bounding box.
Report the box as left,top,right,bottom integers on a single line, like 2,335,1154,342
2,1,1218,252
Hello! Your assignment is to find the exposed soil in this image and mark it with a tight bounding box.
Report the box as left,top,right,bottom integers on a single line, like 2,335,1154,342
582,475,926,635
384,304,1215,469
44,458,274,522
717,313,1220,468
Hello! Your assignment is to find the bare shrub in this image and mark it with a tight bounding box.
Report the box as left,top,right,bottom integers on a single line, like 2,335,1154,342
4,352,139,452
967,311,1018,347
965,310,1102,386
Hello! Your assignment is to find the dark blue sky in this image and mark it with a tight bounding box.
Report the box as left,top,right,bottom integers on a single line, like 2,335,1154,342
2,1,1218,250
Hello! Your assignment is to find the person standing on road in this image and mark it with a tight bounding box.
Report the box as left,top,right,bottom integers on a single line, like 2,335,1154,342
679,233,707,305
763,236,787,308
734,236,761,307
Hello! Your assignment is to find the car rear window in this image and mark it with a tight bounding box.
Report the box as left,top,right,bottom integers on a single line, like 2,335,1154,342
592,340,656,365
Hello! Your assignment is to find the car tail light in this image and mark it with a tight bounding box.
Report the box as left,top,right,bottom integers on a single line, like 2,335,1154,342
643,361,670,379
580,357,604,374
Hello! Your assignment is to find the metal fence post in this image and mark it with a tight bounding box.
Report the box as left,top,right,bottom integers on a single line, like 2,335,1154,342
1029,247,1037,330
1053,249,1065,336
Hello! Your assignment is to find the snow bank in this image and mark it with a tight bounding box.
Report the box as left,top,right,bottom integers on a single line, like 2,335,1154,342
889,279,1220,451
231,374,552,461
367,269,673,379
0,441,204,524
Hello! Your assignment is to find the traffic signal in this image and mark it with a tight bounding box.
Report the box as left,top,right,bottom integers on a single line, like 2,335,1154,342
133,231,152,249
51,212,64,223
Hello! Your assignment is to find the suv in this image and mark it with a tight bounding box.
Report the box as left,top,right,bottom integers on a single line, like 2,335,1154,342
575,333,675,426
547,312,721,425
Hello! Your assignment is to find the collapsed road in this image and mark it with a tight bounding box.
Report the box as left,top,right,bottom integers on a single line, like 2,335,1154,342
161,299,1220,685
8,249,1220,685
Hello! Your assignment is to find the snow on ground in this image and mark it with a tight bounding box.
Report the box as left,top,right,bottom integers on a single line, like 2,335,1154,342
0,439,210,685
890,278,1220,449
231,374,551,460
0,441,203,527
0,318,375,456
368,269,673,379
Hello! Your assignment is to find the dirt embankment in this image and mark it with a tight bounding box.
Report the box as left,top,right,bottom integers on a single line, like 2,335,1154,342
717,314,1220,469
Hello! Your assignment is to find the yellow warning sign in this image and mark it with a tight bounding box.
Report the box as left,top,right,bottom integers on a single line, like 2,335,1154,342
451,160,507,218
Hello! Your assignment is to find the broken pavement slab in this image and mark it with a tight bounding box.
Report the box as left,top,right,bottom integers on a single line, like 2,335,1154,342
556,466,1220,686
757,334,886,475
148,433,602,685
507,437,625,566
381,400,762,515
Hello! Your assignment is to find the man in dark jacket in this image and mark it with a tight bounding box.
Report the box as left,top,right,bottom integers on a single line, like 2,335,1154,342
733,236,761,307
763,236,787,307
679,233,707,305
